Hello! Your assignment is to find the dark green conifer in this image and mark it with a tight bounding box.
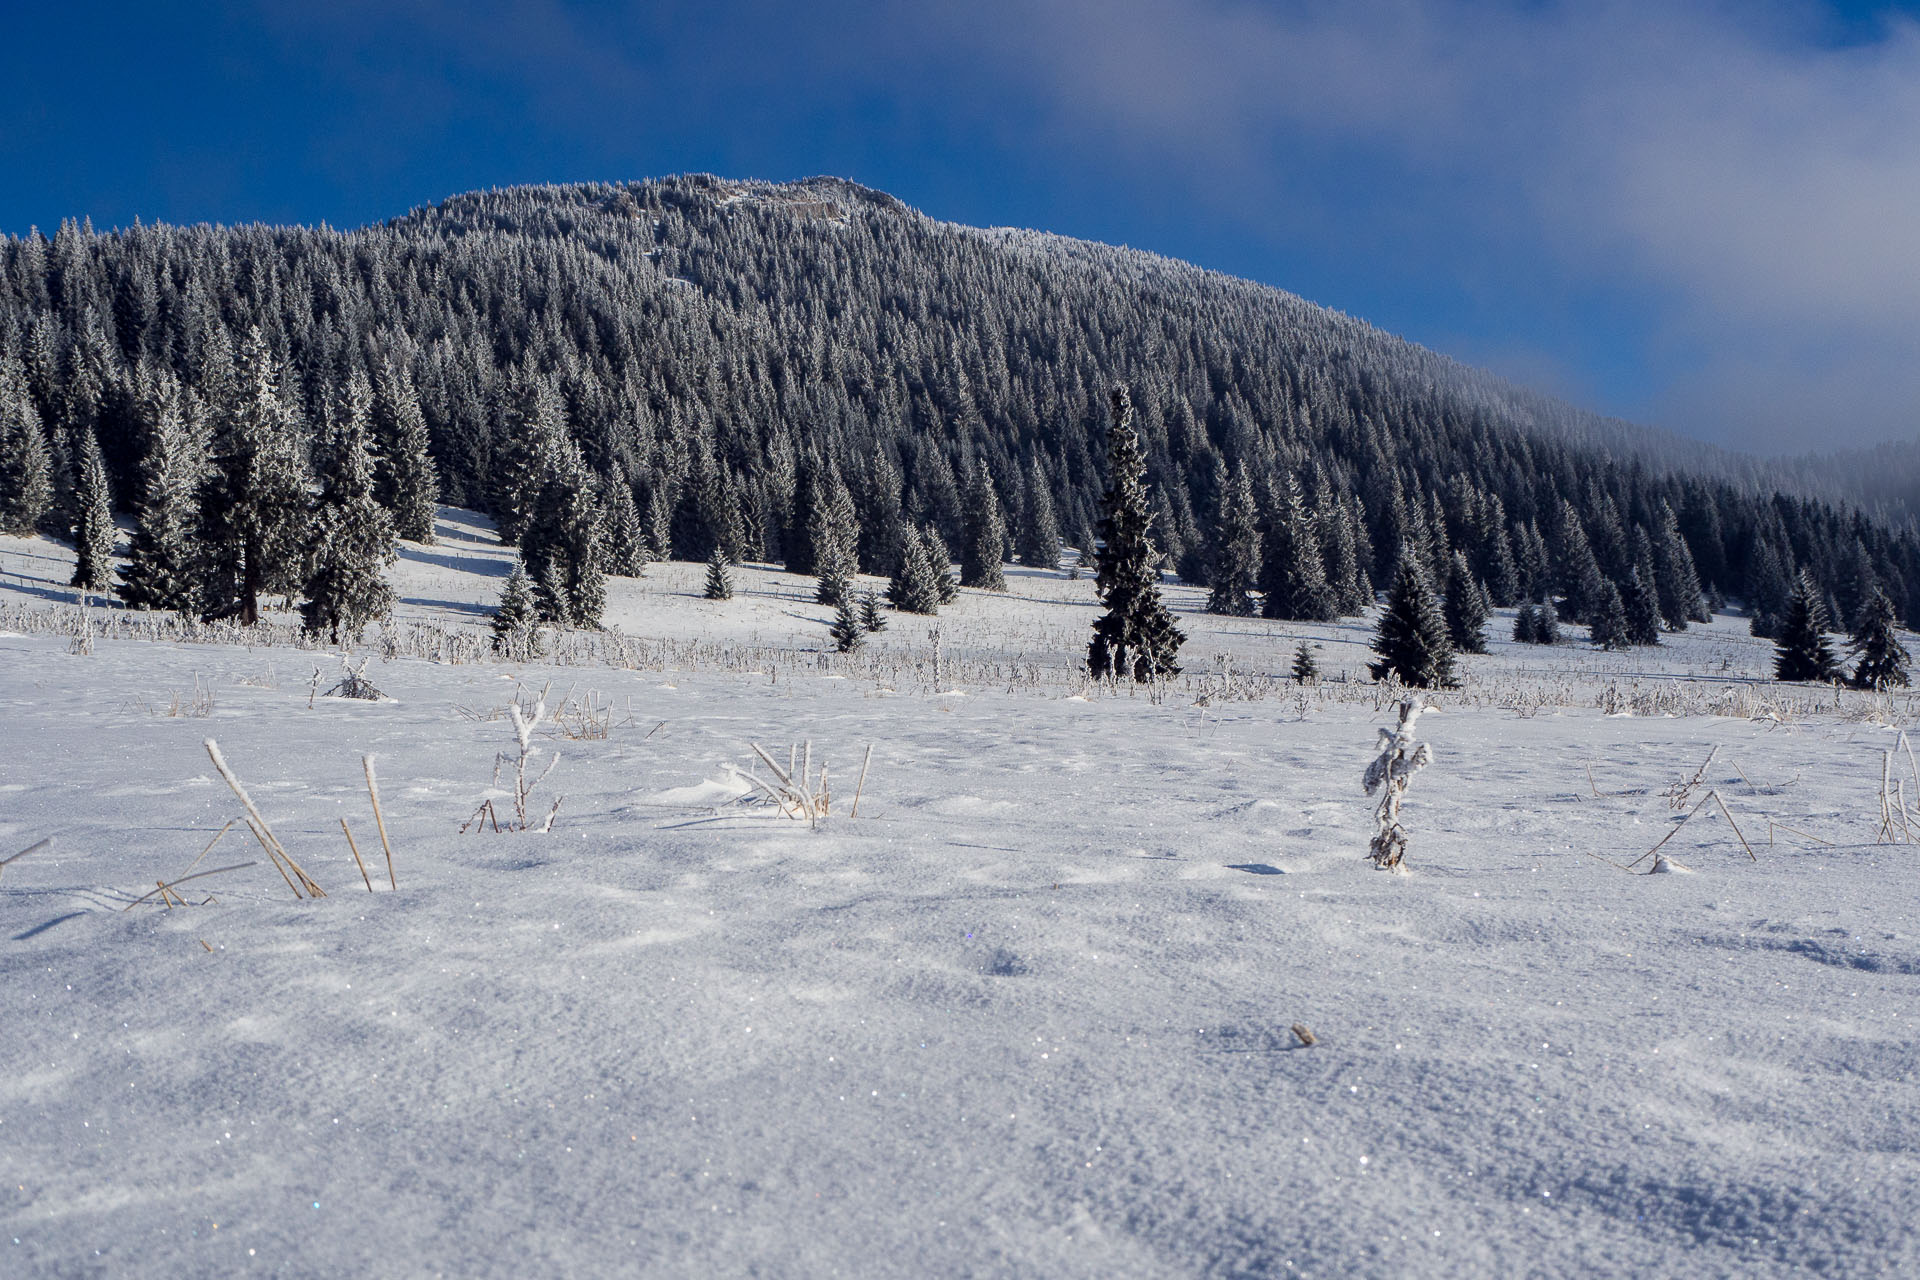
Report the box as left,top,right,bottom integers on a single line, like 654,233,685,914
118,379,199,612
703,544,733,600
1624,559,1664,647
196,328,310,625
1587,579,1632,650
960,461,1008,590
491,561,543,658
69,427,115,590
1513,603,1540,644
600,477,649,577
370,361,438,543
0,356,52,535
1291,640,1319,684
520,432,605,627
1774,571,1839,682
1087,386,1185,682
887,526,942,615
859,590,888,633
301,375,396,642
1368,561,1456,688
1260,476,1335,622
1442,552,1489,654
1205,465,1261,617
1848,587,1910,690
829,595,865,653
1017,461,1060,571
925,526,958,604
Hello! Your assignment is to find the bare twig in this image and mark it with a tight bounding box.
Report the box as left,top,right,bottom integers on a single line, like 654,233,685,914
0,837,51,884
851,744,874,818
122,862,259,911
1710,791,1758,861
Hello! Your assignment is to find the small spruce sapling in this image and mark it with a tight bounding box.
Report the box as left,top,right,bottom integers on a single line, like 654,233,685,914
1363,697,1436,871
704,545,733,600
1774,570,1839,683
829,595,865,652
491,562,544,658
859,590,888,633
1291,640,1319,684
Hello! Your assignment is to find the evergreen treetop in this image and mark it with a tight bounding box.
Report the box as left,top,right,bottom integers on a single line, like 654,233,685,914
1088,385,1185,682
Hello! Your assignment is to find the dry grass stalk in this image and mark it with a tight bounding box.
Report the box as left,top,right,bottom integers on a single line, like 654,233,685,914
0,837,51,885
364,755,396,887
206,739,325,896
1632,788,1755,867
246,818,306,899
1768,819,1833,847
1290,1023,1317,1047
851,744,874,818
340,817,373,892
123,862,259,911
1666,747,1718,810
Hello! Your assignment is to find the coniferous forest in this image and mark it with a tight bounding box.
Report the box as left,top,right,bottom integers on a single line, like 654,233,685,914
1,174,1915,653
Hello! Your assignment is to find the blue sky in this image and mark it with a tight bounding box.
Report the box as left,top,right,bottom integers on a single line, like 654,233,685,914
4,1,1919,454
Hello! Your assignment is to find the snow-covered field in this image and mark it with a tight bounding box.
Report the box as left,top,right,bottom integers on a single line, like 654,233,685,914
3,514,1917,1277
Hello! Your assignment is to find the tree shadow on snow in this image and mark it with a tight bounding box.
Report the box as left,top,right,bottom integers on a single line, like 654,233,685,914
1227,863,1284,875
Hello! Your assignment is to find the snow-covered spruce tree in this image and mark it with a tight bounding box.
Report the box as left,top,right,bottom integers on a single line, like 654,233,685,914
1774,570,1839,683
887,526,942,615
1587,578,1632,650
925,525,958,604
703,544,733,600
196,328,310,625
859,590,888,633
369,361,438,544
1624,560,1664,647
0,355,52,535
491,561,543,658
1536,600,1561,644
1653,502,1706,628
1260,475,1336,622
1017,460,1060,571
829,594,865,653
117,378,200,612
1369,560,1456,688
300,376,397,644
1848,587,1910,690
69,427,115,591
1442,552,1489,654
599,476,649,577
1206,465,1261,617
1513,602,1540,643
809,464,860,605
960,461,1008,590
1291,640,1319,684
489,370,565,547
1088,385,1186,682
1363,697,1436,871
520,432,606,628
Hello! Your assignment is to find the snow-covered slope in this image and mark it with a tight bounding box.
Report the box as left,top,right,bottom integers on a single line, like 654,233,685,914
2,518,1917,1276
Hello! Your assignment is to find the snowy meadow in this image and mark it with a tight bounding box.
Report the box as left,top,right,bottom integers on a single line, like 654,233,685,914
2,513,1917,1277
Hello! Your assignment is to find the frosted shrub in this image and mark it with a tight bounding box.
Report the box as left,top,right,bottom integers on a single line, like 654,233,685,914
1363,697,1435,870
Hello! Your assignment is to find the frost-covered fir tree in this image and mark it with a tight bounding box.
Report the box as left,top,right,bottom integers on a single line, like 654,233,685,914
1017,461,1060,571
489,370,565,546
1774,571,1839,682
1848,587,1910,690
925,526,958,604
887,526,942,614
69,427,115,591
1587,578,1632,650
300,375,397,643
1260,476,1336,622
1088,385,1185,682
1442,553,1489,654
829,595,865,653
859,590,888,633
703,544,733,600
0,355,52,535
1368,561,1456,688
491,561,543,658
369,361,438,543
599,476,649,577
1624,560,1664,647
520,432,606,628
1291,640,1319,684
117,378,200,612
1653,502,1706,628
196,328,310,625
1206,465,1261,617
960,461,1008,590
1513,603,1540,643
809,465,860,605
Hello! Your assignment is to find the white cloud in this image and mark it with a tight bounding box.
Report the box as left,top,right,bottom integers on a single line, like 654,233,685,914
931,0,1920,448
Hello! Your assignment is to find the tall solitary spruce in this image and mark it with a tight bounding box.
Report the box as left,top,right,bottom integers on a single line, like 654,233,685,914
1847,586,1908,690
1088,385,1185,682
1369,561,1456,688
69,427,116,591
490,561,543,659
703,544,733,600
1774,570,1839,683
